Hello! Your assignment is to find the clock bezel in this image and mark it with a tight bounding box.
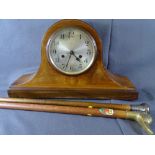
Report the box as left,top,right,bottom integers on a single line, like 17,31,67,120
46,26,97,75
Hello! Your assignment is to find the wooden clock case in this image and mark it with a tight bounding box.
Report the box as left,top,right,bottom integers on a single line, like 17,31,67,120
8,19,138,100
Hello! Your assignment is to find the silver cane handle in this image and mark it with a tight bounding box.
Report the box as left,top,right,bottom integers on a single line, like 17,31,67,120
131,103,150,113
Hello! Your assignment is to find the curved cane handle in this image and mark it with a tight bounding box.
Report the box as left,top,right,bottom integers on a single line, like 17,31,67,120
127,111,154,135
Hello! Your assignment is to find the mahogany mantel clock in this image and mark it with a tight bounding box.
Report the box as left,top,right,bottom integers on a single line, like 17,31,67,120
8,19,138,100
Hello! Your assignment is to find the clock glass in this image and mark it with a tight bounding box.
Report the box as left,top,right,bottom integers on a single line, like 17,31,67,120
46,27,97,75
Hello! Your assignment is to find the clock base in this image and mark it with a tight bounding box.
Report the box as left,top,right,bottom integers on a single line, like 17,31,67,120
8,72,138,100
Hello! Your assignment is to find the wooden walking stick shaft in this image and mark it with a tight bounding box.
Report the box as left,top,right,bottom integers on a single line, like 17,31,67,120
0,101,153,135
0,101,127,118
0,98,149,113
0,97,131,111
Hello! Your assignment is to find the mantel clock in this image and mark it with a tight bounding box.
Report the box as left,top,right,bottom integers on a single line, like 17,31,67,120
8,19,138,100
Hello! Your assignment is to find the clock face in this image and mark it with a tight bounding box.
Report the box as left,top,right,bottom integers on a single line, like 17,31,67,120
46,27,97,75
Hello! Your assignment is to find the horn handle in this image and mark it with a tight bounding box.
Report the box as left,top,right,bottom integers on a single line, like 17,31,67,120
126,111,154,135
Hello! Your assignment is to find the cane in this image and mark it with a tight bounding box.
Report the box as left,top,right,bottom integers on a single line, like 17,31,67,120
0,101,153,135
0,98,150,113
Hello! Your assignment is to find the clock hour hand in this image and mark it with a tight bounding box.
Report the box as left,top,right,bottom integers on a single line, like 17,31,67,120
70,50,81,62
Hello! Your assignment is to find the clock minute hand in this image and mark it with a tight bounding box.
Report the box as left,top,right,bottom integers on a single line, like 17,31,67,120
65,53,72,68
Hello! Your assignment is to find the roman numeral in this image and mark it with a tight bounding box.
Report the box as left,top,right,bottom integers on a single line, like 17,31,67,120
70,66,73,71
60,34,65,39
85,41,89,46
84,59,88,63
68,32,71,39
79,64,82,69
53,49,56,54
87,49,91,55
55,57,59,62
62,64,66,69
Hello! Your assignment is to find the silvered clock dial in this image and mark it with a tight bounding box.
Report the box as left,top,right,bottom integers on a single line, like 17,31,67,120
46,27,97,75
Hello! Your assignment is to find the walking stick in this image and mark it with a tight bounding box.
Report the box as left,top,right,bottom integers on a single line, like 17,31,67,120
0,98,150,113
0,101,153,135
